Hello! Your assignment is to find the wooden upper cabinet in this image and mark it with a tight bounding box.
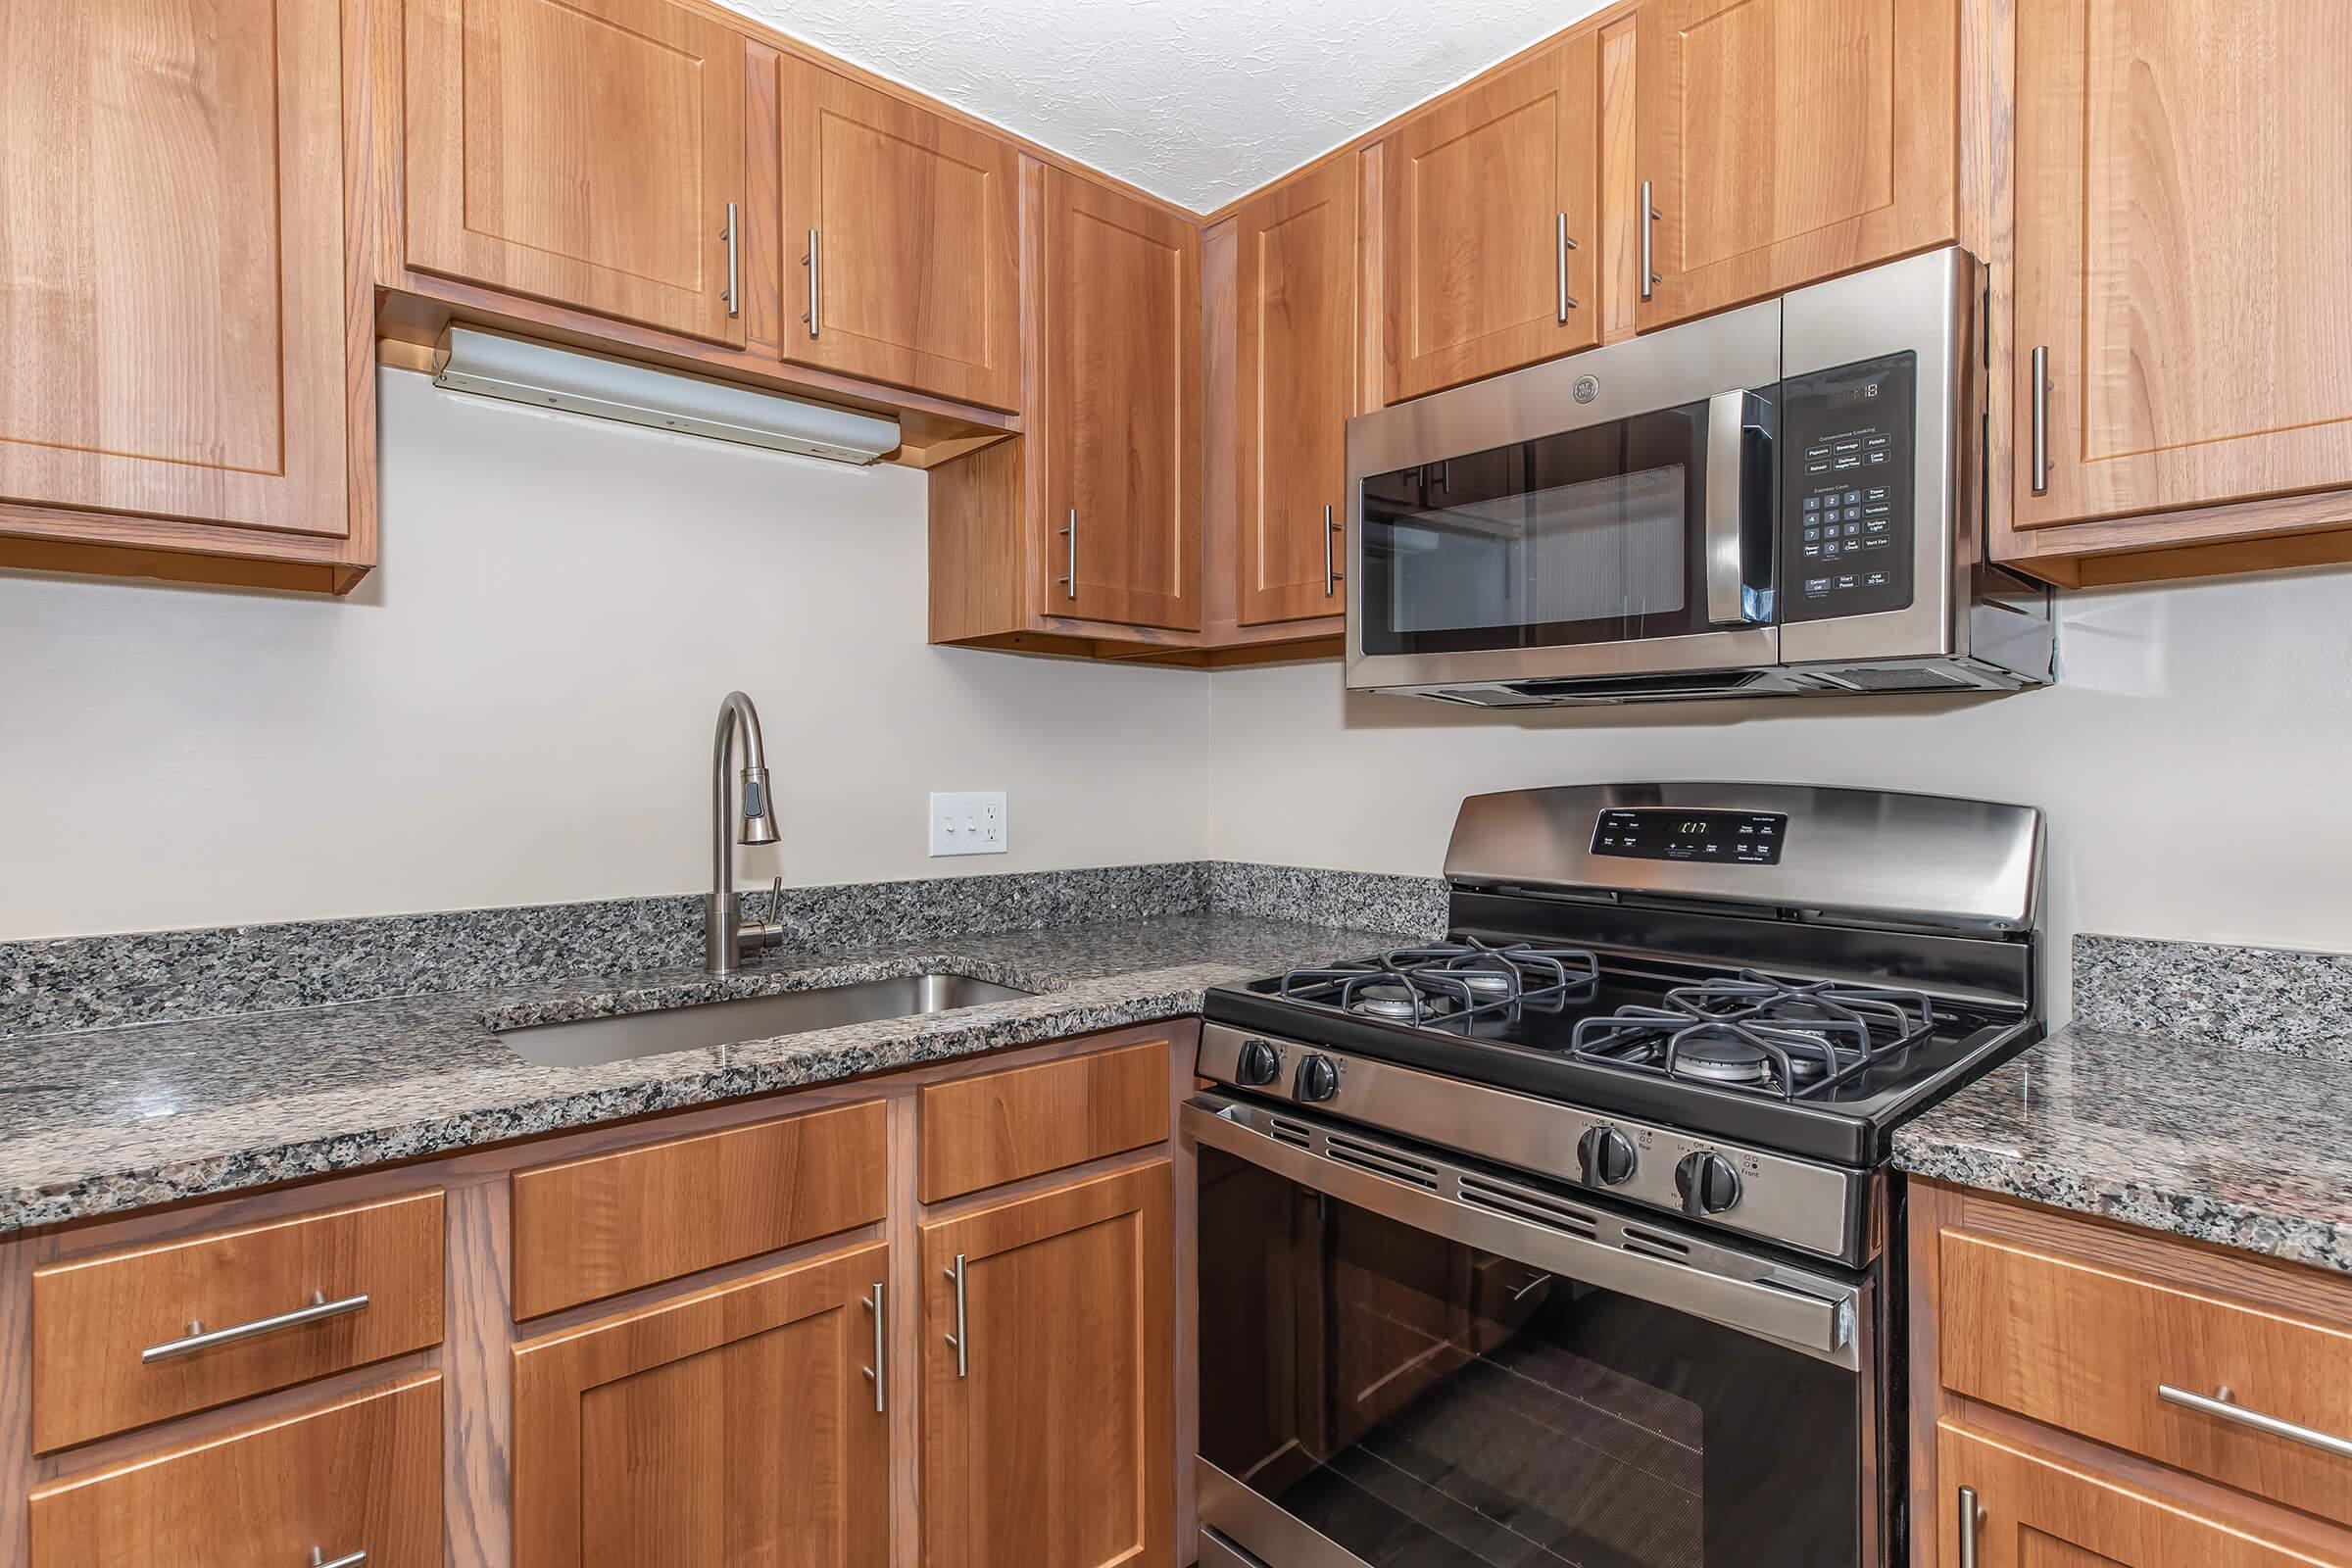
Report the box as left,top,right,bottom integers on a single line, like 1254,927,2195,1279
2013,0,2352,529
403,0,748,346
0,0,351,538
920,1160,1174,1568
1041,169,1202,630
1234,156,1359,625
512,1241,890,1568
1382,37,1600,402
1635,0,1956,329
777,58,1022,411
1935,1422,2338,1568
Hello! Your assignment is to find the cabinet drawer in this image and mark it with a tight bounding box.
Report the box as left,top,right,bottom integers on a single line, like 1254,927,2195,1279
29,1374,442,1568
31,1189,445,1452
918,1039,1170,1202
511,1098,887,1319
1939,1224,2352,1527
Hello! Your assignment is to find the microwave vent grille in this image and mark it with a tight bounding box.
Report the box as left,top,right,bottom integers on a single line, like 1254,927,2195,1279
1802,665,1975,693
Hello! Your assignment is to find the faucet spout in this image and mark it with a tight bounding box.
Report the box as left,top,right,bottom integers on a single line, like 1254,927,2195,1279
708,691,783,973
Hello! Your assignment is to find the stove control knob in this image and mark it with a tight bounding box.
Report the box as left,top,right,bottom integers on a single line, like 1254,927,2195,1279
1295,1054,1341,1103
1675,1152,1742,1216
1236,1039,1281,1087
1576,1126,1638,1188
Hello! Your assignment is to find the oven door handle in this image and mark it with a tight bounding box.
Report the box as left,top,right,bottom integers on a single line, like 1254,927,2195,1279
1184,1098,1860,1367
1703,387,1765,625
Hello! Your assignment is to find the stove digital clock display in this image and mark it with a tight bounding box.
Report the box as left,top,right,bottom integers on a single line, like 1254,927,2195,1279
1591,808,1788,865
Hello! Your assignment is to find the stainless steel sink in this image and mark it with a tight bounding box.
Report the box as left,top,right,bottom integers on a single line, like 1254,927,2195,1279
499,972,1037,1068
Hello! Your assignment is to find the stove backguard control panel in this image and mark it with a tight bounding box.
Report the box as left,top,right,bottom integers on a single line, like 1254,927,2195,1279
1592,808,1788,865
1780,350,1918,621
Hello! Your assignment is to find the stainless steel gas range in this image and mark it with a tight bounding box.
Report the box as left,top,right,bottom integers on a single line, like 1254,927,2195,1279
1188,782,2044,1568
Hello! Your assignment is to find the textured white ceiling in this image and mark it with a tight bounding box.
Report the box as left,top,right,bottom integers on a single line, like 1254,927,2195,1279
719,0,1617,213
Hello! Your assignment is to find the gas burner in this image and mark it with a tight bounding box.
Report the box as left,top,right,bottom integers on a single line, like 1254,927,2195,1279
1671,1034,1774,1085
1565,972,1944,1102
1273,940,1599,1028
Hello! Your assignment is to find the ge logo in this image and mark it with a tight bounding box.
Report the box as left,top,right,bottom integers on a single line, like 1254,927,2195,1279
1572,375,1600,405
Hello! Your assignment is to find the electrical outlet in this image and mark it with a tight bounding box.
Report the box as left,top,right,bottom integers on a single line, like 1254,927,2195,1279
928,791,1007,858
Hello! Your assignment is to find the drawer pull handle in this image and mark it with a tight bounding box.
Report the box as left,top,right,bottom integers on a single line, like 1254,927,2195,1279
943,1252,968,1378
141,1291,370,1364
311,1550,368,1568
2159,1383,2352,1460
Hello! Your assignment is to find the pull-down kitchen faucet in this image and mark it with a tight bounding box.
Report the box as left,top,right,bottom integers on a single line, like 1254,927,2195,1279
708,690,787,974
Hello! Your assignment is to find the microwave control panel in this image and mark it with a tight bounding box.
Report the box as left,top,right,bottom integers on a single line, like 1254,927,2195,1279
1780,351,1917,621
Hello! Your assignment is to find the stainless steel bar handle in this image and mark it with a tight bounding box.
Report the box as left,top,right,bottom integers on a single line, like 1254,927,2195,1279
1702,388,1750,624
2030,344,2051,494
1322,505,1342,598
722,203,740,318
1640,179,1659,301
861,1282,886,1413
141,1291,369,1364
804,228,821,339
312,1549,368,1568
943,1253,969,1378
1957,1486,1984,1568
1555,212,1578,320
1058,509,1077,600
2159,1383,2352,1460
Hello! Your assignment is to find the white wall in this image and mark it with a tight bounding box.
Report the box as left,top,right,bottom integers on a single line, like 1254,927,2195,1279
1207,567,2352,1011
0,370,1211,941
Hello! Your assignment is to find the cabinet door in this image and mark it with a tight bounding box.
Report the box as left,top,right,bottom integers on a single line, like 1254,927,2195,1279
404,0,747,346
512,1241,889,1568
0,0,349,537
1235,156,1358,626
778,58,1021,411
920,1160,1174,1568
1635,0,1955,329
1935,1422,2342,1567
1381,37,1599,402
2014,0,2352,528
1042,169,1202,631
30,1375,441,1568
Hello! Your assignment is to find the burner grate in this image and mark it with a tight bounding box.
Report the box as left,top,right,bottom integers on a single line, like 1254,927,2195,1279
1276,939,1600,1027
1569,970,1941,1101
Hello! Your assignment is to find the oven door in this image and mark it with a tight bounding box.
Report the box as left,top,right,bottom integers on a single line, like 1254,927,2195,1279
1190,1095,1883,1568
1346,297,1784,695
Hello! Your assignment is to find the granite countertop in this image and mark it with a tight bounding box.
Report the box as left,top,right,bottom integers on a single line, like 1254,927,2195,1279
0,913,1389,1236
1893,1022,2352,1275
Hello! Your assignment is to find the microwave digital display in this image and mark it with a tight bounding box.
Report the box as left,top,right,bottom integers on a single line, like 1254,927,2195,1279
1592,808,1788,864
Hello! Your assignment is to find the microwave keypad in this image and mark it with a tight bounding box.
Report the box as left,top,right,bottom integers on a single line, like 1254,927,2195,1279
1780,352,1917,622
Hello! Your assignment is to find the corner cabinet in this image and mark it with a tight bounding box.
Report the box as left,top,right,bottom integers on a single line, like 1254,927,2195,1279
1995,0,2352,584
919,1160,1175,1568
1379,37,1601,402
1634,0,1957,329
1233,155,1361,627
0,0,372,593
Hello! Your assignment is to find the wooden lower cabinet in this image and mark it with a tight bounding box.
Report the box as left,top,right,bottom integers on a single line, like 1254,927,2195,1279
511,1240,891,1568
1935,1421,2341,1568
28,1373,442,1567
919,1159,1175,1568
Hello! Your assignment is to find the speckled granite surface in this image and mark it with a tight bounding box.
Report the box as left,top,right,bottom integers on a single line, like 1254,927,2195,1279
1893,1022,2352,1274
2074,933,2352,1063
1206,861,1448,941
0,914,1400,1235
0,863,1215,1040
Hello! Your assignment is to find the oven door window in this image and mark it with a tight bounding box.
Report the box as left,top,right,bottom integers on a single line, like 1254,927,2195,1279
1199,1145,1862,1568
1357,399,1775,657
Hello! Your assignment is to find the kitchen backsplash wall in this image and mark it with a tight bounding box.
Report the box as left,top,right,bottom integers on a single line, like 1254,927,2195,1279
0,369,1211,941
1206,564,2352,1016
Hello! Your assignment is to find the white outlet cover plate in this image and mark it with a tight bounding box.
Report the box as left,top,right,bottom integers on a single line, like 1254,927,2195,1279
929,791,1007,858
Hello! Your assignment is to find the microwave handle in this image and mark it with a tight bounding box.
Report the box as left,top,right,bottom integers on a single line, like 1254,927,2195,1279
1703,388,1760,624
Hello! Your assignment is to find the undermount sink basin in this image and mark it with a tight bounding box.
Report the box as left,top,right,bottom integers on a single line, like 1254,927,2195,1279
498,972,1037,1068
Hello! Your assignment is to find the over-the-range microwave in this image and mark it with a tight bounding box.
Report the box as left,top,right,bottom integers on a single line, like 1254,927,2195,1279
1344,247,2054,706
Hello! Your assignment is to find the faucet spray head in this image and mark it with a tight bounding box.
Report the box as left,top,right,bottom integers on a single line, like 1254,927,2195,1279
739,765,780,846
